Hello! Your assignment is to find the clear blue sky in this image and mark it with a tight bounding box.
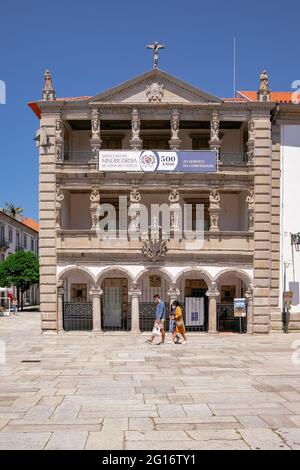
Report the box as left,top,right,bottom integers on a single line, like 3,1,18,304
0,0,299,220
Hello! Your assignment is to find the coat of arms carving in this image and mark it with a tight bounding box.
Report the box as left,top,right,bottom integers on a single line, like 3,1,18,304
146,82,164,102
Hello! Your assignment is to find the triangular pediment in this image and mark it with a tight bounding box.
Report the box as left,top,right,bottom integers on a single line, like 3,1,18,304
90,69,222,104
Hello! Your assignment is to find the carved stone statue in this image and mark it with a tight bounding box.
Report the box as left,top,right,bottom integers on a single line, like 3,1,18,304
210,112,219,142
170,111,180,140
91,109,100,140
56,189,64,228
55,119,63,161
130,188,141,203
260,70,269,92
146,83,164,102
131,109,140,141
90,188,100,204
146,41,165,69
42,70,56,101
56,189,64,203
169,188,179,204
248,120,255,141
209,190,220,209
246,189,254,210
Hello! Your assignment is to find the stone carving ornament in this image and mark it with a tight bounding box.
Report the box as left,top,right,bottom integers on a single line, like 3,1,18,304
210,112,219,142
55,119,63,161
91,108,100,140
130,188,141,203
248,119,255,141
260,70,269,92
131,109,140,141
90,188,100,204
169,188,179,204
246,189,254,210
209,189,220,209
171,111,180,140
146,83,164,102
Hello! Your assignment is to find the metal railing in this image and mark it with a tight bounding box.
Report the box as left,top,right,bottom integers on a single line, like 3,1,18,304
63,150,93,162
219,153,247,165
63,302,93,331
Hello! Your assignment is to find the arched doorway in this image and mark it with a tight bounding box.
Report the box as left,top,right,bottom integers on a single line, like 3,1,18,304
175,269,213,332
97,268,133,331
215,269,252,333
58,266,96,331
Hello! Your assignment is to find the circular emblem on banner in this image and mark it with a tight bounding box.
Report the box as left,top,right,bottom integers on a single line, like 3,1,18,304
139,151,158,172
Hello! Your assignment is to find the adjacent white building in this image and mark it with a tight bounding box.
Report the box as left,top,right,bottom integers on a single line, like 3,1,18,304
280,124,300,316
0,211,39,306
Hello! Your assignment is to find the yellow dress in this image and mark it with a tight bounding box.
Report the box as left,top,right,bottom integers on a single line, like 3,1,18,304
174,306,185,335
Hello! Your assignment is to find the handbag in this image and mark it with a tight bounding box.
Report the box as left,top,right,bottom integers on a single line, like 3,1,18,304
151,323,161,336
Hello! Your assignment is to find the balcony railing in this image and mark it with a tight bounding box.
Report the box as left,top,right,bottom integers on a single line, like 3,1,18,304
219,153,247,165
60,150,248,166
63,150,93,162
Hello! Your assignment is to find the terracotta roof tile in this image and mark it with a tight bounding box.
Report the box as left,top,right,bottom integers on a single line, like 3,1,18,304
21,218,39,232
237,91,294,103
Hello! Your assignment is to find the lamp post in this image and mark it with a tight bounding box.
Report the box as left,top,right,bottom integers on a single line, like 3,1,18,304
282,261,291,333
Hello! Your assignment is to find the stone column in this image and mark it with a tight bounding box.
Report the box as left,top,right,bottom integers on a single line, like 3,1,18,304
245,286,253,334
253,117,272,333
209,111,221,164
90,107,102,161
90,288,103,332
39,70,59,332
129,284,141,333
208,189,221,232
90,187,100,229
206,283,219,333
169,110,181,150
167,284,180,307
56,189,64,229
246,189,254,233
130,109,142,150
57,280,64,332
270,124,281,330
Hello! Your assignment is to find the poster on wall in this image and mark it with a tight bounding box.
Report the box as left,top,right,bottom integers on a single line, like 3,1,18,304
185,297,204,326
233,298,247,317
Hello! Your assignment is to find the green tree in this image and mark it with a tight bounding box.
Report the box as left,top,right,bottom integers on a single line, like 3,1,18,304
0,251,39,310
1,202,23,219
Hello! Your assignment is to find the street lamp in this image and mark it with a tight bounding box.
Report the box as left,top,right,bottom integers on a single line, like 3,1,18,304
291,233,300,252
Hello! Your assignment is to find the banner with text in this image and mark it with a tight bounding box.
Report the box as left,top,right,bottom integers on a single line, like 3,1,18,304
98,150,217,173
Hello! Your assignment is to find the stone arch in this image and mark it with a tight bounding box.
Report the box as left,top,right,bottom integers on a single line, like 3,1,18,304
96,266,135,287
134,267,174,285
214,268,253,289
58,265,96,287
174,267,214,289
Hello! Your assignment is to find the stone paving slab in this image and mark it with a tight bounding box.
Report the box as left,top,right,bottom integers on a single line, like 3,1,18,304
1,312,300,449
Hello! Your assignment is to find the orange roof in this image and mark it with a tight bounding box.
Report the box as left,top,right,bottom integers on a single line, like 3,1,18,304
21,218,39,232
237,91,294,103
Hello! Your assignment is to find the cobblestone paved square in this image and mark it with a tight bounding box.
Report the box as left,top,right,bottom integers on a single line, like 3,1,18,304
1,312,300,449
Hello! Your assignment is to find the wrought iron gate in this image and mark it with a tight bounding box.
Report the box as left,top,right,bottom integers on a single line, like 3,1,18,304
63,302,93,331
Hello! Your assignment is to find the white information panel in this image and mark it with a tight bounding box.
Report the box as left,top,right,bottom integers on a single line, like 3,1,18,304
185,297,204,326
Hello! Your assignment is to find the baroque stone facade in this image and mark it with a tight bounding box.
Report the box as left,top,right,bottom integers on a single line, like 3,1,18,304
28,66,299,334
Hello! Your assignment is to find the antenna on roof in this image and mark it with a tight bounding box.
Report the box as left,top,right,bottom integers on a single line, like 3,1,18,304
233,37,236,98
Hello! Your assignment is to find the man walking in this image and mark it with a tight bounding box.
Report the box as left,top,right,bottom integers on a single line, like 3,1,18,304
146,294,166,345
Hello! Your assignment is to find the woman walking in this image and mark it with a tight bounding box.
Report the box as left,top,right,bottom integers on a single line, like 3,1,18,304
170,300,187,344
